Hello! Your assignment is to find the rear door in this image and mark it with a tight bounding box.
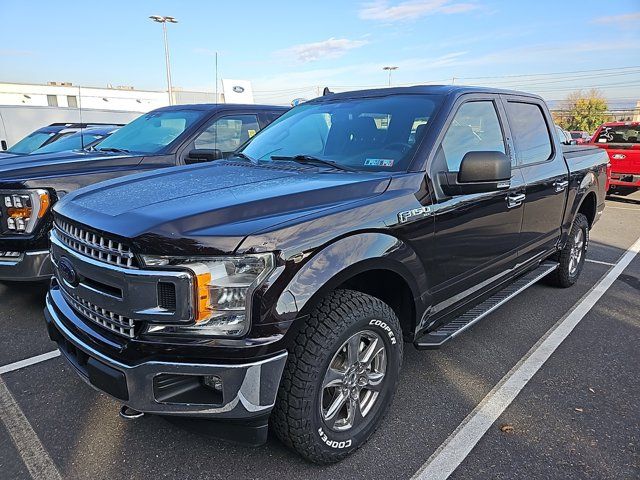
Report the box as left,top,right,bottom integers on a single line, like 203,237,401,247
502,97,569,262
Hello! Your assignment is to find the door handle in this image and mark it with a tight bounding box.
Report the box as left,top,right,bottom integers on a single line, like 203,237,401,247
554,180,569,192
507,193,526,208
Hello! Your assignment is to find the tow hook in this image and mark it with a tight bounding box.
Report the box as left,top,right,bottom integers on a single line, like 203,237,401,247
119,405,144,420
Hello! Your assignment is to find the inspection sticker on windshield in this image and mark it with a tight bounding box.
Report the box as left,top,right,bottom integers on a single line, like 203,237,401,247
364,158,394,167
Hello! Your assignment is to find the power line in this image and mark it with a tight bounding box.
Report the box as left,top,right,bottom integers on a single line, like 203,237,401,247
250,65,640,96
456,65,640,81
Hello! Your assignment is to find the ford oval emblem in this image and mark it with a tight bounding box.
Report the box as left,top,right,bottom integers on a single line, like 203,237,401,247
232,86,245,93
58,256,78,286
612,154,626,160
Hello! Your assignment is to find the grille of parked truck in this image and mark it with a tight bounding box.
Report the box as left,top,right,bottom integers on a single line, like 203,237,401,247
44,86,608,463
0,103,287,280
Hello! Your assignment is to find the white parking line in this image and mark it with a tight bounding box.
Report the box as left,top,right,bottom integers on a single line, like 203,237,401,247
0,377,62,479
0,350,60,375
412,235,640,480
586,258,616,266
607,206,640,211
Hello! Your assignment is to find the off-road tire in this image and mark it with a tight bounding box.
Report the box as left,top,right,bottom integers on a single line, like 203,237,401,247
271,289,403,464
547,213,589,288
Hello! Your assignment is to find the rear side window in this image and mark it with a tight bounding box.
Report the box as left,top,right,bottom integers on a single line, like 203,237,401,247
507,102,553,165
440,101,505,172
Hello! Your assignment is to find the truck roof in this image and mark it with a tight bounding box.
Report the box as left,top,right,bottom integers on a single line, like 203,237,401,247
150,103,289,113
312,84,543,102
597,121,640,127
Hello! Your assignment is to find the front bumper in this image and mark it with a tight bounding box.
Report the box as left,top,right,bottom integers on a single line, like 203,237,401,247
45,289,287,420
0,250,52,281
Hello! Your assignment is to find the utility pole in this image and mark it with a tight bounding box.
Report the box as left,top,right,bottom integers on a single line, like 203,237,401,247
149,15,178,105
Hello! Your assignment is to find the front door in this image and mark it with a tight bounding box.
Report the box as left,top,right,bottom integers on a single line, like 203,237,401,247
428,96,525,316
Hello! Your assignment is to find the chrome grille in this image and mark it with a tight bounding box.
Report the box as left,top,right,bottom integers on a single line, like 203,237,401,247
54,219,138,269
60,287,135,338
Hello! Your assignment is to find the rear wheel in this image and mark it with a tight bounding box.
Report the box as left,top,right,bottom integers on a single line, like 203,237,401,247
271,289,403,463
547,213,589,288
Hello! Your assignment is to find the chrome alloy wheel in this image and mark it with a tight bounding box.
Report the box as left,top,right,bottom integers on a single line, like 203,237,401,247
320,330,387,432
569,228,585,276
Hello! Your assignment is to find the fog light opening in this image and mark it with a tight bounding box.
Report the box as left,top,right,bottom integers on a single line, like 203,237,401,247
203,375,223,392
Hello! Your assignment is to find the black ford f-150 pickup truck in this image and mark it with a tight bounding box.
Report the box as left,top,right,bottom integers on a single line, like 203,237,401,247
44,86,608,463
0,103,287,281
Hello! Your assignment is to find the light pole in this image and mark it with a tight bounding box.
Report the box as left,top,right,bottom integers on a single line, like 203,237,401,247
383,66,398,86
149,15,177,105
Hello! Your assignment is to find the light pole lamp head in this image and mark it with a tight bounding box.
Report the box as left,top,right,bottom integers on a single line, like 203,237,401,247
383,66,398,71
149,15,177,23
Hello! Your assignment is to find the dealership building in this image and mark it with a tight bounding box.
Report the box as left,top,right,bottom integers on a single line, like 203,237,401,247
0,80,255,112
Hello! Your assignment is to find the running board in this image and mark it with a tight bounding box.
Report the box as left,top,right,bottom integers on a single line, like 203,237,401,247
414,261,559,350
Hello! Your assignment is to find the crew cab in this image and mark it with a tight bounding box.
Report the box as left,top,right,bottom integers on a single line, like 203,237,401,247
0,103,287,280
44,86,608,464
590,121,640,195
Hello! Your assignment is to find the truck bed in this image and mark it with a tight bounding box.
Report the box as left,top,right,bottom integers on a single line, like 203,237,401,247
562,144,602,159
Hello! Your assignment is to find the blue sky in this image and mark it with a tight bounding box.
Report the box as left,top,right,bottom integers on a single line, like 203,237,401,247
1,0,639,105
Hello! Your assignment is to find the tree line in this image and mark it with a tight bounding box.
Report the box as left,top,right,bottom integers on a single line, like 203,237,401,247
551,89,611,133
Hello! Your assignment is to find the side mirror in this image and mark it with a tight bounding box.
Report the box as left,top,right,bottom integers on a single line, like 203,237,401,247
439,151,511,196
185,148,223,164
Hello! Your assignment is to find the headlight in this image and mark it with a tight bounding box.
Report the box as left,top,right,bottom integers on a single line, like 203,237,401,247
0,189,50,235
141,253,275,337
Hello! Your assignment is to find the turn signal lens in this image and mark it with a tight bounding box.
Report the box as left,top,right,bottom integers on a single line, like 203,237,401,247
196,271,212,323
38,192,50,218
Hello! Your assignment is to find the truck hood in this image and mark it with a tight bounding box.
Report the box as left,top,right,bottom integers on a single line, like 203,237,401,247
0,150,143,182
55,161,391,254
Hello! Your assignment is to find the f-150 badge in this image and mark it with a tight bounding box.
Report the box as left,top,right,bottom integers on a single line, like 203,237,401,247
398,206,431,224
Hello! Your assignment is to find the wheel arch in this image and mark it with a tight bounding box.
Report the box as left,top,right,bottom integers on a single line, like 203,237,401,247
577,190,597,227
282,232,427,340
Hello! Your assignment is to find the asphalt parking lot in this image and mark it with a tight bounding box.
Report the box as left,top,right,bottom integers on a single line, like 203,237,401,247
1,193,638,480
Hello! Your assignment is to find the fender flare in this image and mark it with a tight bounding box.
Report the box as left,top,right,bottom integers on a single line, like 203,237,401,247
573,172,600,223
278,232,427,326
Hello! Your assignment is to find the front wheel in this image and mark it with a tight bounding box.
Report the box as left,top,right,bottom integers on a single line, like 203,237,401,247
271,289,403,463
547,213,589,288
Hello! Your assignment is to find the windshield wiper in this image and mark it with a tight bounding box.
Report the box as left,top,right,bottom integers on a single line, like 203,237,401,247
271,155,355,172
233,152,256,162
96,147,130,154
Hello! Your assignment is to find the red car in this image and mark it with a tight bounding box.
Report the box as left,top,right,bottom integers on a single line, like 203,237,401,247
590,121,640,195
570,130,591,144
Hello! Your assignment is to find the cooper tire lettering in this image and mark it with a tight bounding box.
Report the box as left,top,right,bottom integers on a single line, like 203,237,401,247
317,428,352,449
369,319,397,344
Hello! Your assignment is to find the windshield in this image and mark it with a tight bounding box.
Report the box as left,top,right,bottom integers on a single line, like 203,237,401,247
95,109,204,154
595,125,640,144
241,94,443,172
32,131,109,154
7,131,57,154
